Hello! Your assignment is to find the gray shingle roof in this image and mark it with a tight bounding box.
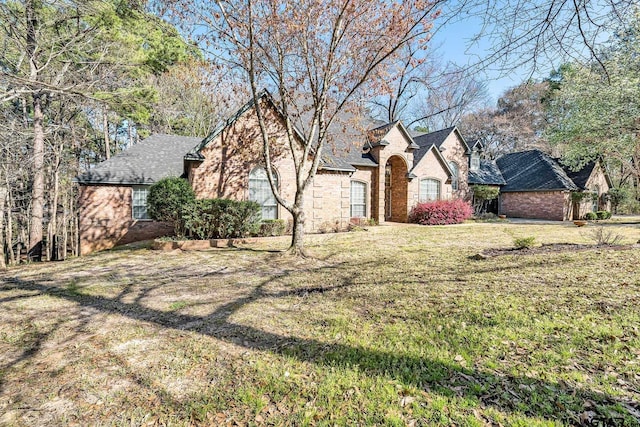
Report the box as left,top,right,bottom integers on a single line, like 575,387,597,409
411,126,467,167
562,161,595,190
496,150,578,192
468,160,506,185
321,110,380,171
324,139,378,170
412,126,456,152
76,134,202,185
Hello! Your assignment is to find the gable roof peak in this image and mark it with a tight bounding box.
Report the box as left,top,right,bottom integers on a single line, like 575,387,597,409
366,120,419,149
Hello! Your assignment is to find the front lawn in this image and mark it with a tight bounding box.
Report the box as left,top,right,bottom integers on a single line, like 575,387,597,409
1,222,639,426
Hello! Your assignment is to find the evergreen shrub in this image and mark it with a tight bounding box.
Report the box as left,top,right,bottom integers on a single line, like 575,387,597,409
182,199,261,239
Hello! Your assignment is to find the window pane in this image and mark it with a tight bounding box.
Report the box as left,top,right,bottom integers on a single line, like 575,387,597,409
262,205,277,220
449,162,459,191
132,186,149,220
350,181,366,217
419,179,440,202
249,167,278,220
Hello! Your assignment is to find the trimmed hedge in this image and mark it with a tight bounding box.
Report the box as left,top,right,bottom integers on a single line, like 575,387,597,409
182,199,261,239
257,219,286,237
408,199,473,225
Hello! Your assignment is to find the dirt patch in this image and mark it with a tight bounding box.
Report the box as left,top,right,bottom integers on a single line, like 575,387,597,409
475,243,638,258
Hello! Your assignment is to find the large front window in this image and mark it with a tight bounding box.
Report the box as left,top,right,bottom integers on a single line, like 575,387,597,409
249,167,278,219
132,186,149,220
350,180,367,217
419,178,440,202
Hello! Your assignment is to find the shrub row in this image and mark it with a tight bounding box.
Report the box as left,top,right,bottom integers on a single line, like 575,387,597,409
182,199,262,239
408,199,473,225
148,177,287,239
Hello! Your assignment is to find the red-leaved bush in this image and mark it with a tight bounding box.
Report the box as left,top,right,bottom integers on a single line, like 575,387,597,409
408,199,473,225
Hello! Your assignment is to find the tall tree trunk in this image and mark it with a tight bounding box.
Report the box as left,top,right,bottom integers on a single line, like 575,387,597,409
6,182,15,265
61,192,69,261
0,187,6,269
26,0,43,261
48,145,61,261
288,200,307,257
103,109,110,160
28,92,45,261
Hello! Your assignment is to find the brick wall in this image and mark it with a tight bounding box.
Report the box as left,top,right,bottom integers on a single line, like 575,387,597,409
187,99,375,233
408,147,452,206
310,171,353,231
500,191,572,221
78,185,172,255
188,99,300,227
438,131,470,201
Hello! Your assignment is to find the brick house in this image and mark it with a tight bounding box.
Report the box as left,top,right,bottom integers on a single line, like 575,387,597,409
76,93,473,254
495,150,611,221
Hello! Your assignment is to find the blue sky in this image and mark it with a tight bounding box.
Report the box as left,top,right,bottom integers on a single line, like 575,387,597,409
429,17,536,105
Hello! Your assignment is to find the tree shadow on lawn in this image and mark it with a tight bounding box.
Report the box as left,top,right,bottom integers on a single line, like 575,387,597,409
0,261,638,426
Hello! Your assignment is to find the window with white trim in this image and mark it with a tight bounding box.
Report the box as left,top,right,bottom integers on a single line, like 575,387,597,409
249,167,278,220
449,161,459,191
470,150,480,171
132,186,150,220
419,178,440,202
350,180,367,217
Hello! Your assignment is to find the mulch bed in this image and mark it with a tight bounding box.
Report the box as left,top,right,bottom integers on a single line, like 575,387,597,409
473,243,638,259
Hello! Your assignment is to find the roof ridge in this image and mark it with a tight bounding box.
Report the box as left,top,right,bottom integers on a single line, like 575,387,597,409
368,120,398,132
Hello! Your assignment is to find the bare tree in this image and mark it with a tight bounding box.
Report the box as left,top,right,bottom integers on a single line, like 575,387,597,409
458,0,635,78
0,0,117,260
460,81,553,157
368,41,439,123
168,0,440,255
149,59,245,137
409,64,488,130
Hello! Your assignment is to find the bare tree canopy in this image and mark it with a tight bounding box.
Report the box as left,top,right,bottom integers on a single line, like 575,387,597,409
454,0,636,77
408,64,488,130
460,81,552,158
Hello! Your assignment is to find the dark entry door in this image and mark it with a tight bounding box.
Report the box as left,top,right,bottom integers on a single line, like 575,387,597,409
385,163,392,220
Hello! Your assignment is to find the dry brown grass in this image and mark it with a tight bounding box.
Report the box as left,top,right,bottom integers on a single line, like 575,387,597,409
0,222,639,426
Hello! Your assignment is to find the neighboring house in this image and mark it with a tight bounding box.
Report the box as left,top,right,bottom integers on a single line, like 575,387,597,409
495,150,611,221
76,93,471,254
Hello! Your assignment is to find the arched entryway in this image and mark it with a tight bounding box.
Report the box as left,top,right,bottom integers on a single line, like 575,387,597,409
384,156,408,222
